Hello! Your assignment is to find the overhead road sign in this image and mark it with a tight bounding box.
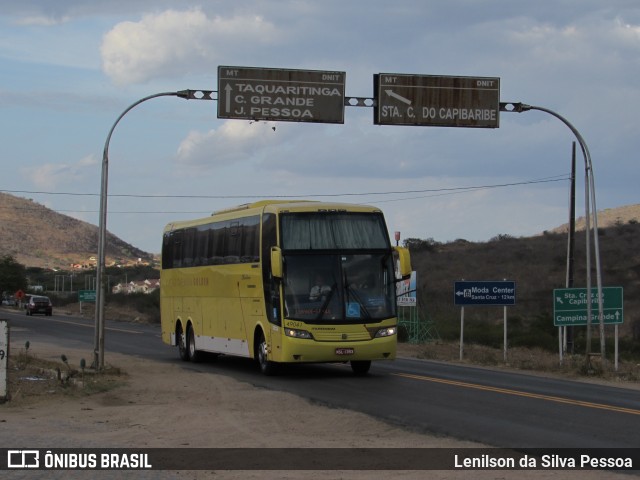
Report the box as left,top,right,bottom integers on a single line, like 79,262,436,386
553,287,623,326
374,73,500,128
217,66,346,124
454,281,516,306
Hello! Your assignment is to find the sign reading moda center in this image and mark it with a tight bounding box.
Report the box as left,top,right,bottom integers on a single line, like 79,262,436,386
374,73,500,128
454,281,516,306
217,66,346,124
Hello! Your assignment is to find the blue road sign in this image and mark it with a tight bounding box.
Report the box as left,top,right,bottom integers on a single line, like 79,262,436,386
454,281,516,306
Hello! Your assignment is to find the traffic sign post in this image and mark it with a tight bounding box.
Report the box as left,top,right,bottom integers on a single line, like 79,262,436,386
79,290,97,303
217,66,346,123
553,287,623,327
79,290,96,314
374,73,500,127
553,287,623,371
453,281,516,362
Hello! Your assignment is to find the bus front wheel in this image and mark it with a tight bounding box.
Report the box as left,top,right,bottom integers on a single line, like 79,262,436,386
350,360,371,376
257,332,277,376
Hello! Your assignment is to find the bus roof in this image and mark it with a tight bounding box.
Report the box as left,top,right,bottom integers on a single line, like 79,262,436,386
163,200,383,232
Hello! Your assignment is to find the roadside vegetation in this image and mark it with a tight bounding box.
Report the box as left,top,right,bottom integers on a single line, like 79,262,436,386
3,341,125,405
402,219,640,373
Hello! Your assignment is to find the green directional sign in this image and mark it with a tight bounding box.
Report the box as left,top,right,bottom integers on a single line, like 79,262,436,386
553,287,623,326
78,290,96,303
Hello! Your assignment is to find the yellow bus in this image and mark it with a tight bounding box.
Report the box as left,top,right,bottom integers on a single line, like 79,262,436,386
160,200,411,375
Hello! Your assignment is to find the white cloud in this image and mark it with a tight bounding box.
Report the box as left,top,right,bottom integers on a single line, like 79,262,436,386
23,154,98,189
176,121,277,168
101,8,280,85
13,15,70,26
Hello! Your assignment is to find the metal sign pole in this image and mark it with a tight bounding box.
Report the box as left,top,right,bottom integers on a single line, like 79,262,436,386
0,320,8,402
501,103,605,364
503,306,508,363
94,90,214,370
459,306,465,361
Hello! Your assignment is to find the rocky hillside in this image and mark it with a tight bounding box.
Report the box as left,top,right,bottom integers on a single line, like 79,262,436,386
547,204,640,234
0,193,153,269
409,210,640,342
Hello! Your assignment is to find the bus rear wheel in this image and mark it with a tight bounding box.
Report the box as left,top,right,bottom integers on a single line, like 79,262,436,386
177,324,189,361
257,331,277,376
187,324,201,363
350,360,371,376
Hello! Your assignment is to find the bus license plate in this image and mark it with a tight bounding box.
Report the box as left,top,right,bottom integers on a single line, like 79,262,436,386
335,348,354,355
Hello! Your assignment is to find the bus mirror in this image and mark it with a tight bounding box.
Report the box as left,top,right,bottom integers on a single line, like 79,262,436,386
393,246,412,280
271,247,283,279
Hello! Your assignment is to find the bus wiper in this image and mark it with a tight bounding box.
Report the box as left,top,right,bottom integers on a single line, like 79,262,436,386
315,282,337,322
346,285,372,320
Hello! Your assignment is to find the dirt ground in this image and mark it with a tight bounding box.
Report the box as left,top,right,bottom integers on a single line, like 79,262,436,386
2,339,637,480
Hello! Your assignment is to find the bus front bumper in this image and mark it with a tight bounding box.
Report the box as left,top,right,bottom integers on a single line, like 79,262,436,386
276,335,397,364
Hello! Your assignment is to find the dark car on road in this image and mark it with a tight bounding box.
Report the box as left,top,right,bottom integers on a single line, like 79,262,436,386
25,295,53,316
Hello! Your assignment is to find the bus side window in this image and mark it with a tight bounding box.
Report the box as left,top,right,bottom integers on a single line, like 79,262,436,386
182,228,196,267
172,230,183,268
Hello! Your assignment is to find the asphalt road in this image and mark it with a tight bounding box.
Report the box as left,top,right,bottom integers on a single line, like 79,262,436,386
3,307,640,449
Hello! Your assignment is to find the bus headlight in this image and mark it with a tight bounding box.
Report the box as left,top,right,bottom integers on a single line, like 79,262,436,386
375,326,397,338
285,328,314,339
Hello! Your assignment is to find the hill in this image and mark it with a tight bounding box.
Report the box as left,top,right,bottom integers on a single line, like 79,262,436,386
407,209,640,350
0,193,153,269
547,203,640,234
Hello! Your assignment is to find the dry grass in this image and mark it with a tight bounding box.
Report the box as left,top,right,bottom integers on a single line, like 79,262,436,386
3,345,125,405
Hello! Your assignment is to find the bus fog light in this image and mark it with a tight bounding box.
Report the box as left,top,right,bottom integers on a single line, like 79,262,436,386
375,327,397,338
285,328,313,339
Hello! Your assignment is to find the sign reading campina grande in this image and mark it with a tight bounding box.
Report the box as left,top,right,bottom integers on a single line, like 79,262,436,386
553,287,623,326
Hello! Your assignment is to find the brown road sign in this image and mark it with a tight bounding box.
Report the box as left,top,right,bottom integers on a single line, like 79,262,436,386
218,66,346,124
374,73,500,128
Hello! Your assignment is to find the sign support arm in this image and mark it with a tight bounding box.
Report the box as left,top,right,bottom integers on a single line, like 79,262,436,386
501,102,605,364
94,90,215,370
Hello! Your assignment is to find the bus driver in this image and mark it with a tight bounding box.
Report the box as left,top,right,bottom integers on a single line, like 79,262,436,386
309,274,331,301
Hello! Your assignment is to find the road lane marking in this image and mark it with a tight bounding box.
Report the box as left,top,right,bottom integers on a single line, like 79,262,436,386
48,319,144,334
394,372,640,416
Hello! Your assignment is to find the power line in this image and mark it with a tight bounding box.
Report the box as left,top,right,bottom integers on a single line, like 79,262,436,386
374,176,570,203
0,175,569,202
0,207,211,214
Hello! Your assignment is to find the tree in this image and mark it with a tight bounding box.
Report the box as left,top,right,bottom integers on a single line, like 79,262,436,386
402,237,440,252
0,254,27,296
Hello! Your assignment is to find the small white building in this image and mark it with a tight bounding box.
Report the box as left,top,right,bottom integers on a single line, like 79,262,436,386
111,279,160,295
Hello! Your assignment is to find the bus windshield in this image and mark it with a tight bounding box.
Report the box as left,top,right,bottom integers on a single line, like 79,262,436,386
282,253,396,323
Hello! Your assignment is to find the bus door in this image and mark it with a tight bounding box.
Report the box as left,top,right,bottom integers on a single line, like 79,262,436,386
237,267,263,339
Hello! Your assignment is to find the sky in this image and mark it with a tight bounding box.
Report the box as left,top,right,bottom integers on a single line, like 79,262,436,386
1,1,638,254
